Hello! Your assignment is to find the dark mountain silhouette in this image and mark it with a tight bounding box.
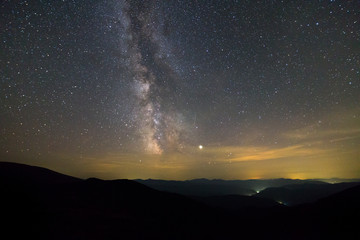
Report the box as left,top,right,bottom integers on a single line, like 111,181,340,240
255,182,360,205
0,161,81,185
0,162,221,239
276,185,360,240
193,194,281,210
316,184,360,206
1,161,359,240
137,179,256,196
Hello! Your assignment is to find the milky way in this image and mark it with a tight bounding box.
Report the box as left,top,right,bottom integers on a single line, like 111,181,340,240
117,1,187,154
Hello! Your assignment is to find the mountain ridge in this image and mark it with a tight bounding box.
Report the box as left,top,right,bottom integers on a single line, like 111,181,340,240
1,161,360,239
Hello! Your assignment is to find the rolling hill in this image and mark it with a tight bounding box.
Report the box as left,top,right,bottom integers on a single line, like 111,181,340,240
1,161,359,240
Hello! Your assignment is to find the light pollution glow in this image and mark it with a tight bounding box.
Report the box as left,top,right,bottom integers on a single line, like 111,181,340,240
9,108,359,180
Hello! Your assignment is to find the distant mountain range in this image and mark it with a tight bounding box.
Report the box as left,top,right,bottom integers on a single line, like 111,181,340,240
136,178,360,206
136,178,326,196
1,161,359,239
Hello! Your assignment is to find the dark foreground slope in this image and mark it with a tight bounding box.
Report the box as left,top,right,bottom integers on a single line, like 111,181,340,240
274,184,360,240
1,162,359,240
0,161,81,185
193,194,281,210
255,182,360,205
0,162,220,239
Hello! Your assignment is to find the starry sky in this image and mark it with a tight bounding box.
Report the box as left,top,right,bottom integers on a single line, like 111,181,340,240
1,0,359,180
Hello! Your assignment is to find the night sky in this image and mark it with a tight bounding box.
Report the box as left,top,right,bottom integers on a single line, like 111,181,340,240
1,0,359,180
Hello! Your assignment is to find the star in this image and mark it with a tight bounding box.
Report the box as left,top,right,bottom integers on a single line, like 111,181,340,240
1,0,359,180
